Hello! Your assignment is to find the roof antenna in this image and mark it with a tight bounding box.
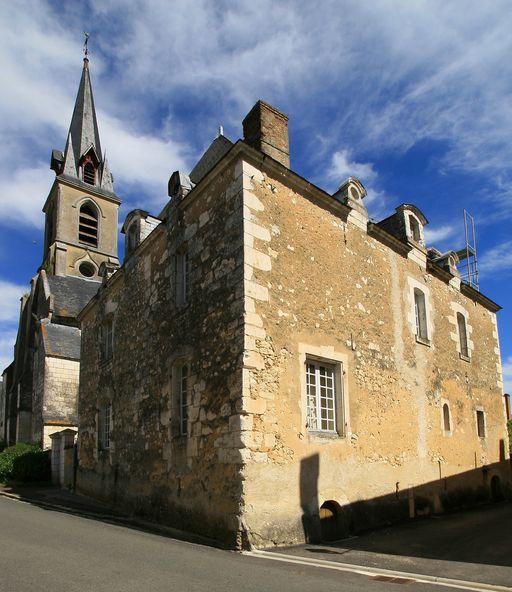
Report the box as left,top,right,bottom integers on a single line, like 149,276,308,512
83,32,90,59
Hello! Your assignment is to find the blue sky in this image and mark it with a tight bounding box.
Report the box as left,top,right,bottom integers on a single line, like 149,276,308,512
0,0,510,391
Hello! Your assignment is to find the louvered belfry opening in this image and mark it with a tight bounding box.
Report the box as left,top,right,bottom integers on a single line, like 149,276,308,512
83,161,96,185
79,203,98,247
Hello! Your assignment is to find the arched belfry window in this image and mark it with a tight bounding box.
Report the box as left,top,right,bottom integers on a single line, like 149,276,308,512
79,202,99,247
83,161,96,185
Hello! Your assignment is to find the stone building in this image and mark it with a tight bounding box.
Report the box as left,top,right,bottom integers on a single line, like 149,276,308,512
1,57,120,448
76,98,510,548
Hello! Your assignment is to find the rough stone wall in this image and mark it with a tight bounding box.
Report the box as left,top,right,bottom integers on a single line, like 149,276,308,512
237,158,510,547
77,160,247,547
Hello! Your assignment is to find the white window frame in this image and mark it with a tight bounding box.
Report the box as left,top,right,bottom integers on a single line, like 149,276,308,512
414,288,429,343
306,361,338,433
98,403,112,451
299,344,349,438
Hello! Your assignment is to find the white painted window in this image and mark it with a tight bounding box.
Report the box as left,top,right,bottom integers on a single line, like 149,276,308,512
179,364,189,436
457,312,469,359
414,288,428,342
176,249,190,305
98,403,111,450
306,360,341,434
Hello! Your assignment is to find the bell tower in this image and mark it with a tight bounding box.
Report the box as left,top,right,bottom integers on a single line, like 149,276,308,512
41,56,120,280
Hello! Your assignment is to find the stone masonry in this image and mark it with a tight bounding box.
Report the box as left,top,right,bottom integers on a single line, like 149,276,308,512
76,100,511,549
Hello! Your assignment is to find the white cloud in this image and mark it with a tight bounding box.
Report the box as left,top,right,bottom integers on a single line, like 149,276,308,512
0,331,17,376
0,280,28,323
424,225,456,246
328,149,377,186
327,148,389,218
0,280,27,372
503,356,512,394
478,241,512,277
0,165,53,228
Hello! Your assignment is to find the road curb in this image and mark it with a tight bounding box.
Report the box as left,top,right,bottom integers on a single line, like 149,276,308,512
247,549,512,592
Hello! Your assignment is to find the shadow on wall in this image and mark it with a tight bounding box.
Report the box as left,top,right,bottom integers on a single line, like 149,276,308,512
299,440,512,551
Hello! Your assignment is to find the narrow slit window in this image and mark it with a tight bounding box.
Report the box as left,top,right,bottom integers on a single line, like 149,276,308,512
476,410,485,438
79,203,98,247
443,403,451,432
414,288,428,341
179,364,189,436
98,403,111,450
457,312,469,358
176,249,190,305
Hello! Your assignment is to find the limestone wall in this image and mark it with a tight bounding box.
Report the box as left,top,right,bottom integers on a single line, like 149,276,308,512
237,158,510,547
77,160,247,546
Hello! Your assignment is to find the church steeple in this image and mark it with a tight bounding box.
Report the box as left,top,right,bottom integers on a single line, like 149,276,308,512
51,57,113,190
66,57,102,175
43,54,120,280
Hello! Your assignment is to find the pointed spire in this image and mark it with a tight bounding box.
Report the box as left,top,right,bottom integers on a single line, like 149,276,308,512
100,153,114,192
62,57,102,180
62,133,77,176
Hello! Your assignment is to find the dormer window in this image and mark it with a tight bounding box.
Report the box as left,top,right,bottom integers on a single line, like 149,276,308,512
83,162,96,185
79,202,99,247
126,222,138,257
409,215,421,242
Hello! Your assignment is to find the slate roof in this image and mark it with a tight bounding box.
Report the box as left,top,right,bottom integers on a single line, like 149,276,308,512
47,275,100,318
190,135,233,184
64,58,102,171
41,322,81,360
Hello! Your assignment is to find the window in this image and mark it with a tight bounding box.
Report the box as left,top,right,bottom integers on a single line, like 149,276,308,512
176,249,190,305
409,215,421,242
98,403,111,450
457,312,469,359
79,261,95,278
443,403,451,432
306,360,341,434
179,364,189,436
83,162,96,185
414,288,429,342
476,410,485,438
126,222,138,256
79,203,98,247
101,319,113,361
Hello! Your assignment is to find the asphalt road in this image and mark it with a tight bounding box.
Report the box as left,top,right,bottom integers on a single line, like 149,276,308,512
0,496,446,592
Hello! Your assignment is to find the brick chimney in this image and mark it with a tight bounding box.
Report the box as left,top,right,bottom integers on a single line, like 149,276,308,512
242,100,290,168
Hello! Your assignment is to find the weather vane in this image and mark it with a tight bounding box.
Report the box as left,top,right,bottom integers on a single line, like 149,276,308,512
83,32,90,58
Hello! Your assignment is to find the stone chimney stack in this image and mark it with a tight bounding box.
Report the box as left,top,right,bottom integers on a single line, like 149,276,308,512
242,100,290,168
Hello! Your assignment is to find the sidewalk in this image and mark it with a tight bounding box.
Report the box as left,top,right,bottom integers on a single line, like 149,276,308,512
263,502,512,589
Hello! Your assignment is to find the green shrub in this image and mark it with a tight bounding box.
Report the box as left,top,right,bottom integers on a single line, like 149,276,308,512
12,449,50,482
0,443,50,483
